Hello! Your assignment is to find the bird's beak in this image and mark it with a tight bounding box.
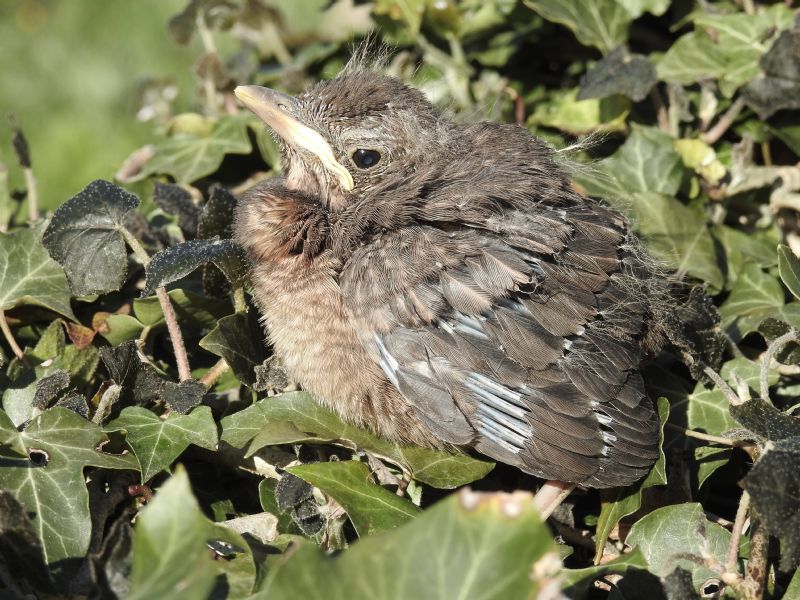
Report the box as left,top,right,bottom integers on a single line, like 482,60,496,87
234,85,354,192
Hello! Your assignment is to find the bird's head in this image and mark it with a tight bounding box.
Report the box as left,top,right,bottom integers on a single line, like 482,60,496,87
235,73,442,211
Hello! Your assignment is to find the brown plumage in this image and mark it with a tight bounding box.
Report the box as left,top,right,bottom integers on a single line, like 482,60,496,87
234,71,669,490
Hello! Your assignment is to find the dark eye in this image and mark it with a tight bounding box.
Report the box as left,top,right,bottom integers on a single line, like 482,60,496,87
352,149,381,169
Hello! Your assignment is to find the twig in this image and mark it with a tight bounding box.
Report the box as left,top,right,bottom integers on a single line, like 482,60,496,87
0,309,29,367
650,87,671,134
155,288,192,381
703,365,744,406
726,490,750,572
232,286,247,313
200,358,229,388
119,226,192,382
760,329,799,402
196,10,219,116
23,168,38,223
743,519,769,600
701,98,746,145
665,422,755,449
93,384,121,425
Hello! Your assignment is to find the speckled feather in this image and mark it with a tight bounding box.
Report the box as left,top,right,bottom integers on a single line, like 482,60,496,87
234,72,667,488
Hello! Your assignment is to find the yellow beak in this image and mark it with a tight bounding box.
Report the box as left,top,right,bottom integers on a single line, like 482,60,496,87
234,85,354,192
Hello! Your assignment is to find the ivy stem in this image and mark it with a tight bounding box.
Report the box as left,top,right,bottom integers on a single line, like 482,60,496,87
744,519,769,599
665,423,755,449
23,167,38,223
196,10,219,116
232,286,246,313
0,308,30,367
703,365,743,406
200,358,229,388
760,329,799,402
119,226,192,382
701,97,746,145
726,490,750,572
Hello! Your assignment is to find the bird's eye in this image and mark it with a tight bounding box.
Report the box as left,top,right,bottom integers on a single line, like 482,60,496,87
352,149,381,169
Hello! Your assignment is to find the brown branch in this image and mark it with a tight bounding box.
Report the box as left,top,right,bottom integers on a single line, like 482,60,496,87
666,423,756,449
701,98,746,145
703,365,744,406
726,490,750,572
743,519,769,600
200,358,229,388
0,309,29,367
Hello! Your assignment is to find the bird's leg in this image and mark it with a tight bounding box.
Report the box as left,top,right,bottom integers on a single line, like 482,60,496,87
533,480,576,519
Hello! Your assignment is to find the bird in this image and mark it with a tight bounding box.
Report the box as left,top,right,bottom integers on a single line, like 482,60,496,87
233,69,668,515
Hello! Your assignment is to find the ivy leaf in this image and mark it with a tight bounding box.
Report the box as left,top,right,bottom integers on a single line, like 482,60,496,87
133,288,232,330
523,0,632,53
258,490,558,600
743,437,800,570
595,397,668,561
0,407,138,584
720,263,800,338
562,548,648,597
287,461,421,536
143,238,246,296
528,89,629,134
0,490,55,595
127,468,218,600
657,5,793,96
685,384,739,487
199,311,268,387
731,399,800,442
575,126,685,198
578,46,657,102
0,223,75,320
105,406,218,482
42,179,139,296
220,391,495,489
99,341,167,407
778,244,800,301
133,115,252,184
152,182,200,236
626,503,731,591
198,184,237,240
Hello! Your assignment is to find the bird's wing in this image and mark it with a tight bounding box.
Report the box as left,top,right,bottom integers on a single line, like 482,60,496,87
339,205,659,487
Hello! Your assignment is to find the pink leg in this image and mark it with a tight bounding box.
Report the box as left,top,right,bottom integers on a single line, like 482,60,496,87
533,480,576,519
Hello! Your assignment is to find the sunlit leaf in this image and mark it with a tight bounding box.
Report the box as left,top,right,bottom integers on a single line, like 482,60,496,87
287,461,421,536
523,0,631,53
258,490,558,599
42,179,139,297
105,406,218,482
0,224,75,319
0,408,138,584
220,391,495,489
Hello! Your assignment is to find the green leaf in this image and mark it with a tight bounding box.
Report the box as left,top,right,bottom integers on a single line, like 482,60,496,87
523,0,632,53
258,490,558,599
578,46,657,102
730,398,800,442
657,5,793,96
127,469,218,600
562,548,648,597
105,406,218,482
199,311,268,387
135,115,252,184
143,238,246,296
42,179,140,296
0,223,75,319
744,437,800,570
152,182,200,235
0,490,54,594
685,384,739,486
575,126,685,198
615,0,669,18
595,397,668,561
528,88,629,134
719,263,800,338
0,408,138,583
287,461,421,536
626,503,731,590
220,391,494,488
779,244,800,301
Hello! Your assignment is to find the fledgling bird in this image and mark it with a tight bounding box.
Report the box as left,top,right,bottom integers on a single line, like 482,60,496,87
234,70,673,512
